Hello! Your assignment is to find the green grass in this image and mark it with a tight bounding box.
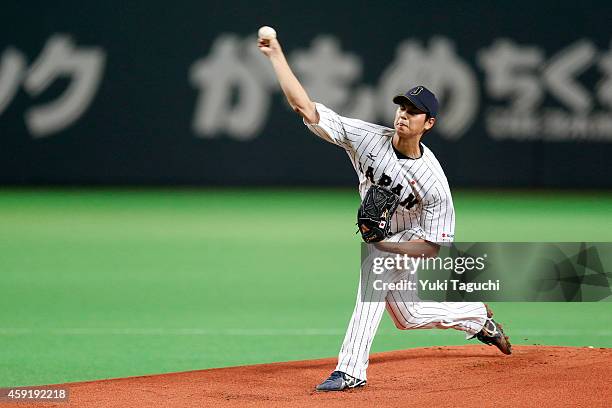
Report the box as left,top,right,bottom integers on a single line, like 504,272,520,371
0,189,611,387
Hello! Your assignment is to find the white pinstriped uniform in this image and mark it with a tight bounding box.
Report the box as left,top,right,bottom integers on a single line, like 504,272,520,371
305,103,489,381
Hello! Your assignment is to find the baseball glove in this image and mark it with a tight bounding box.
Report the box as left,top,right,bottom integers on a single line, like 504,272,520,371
357,185,400,243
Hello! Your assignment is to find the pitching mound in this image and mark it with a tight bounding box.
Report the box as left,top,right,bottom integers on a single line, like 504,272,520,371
10,346,612,407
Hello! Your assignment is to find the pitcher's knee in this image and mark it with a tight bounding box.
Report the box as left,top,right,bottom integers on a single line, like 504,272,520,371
391,317,409,330
387,309,410,329
391,313,423,329
387,302,430,329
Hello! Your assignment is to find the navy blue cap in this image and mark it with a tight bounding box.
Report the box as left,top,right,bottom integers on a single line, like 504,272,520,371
392,86,439,118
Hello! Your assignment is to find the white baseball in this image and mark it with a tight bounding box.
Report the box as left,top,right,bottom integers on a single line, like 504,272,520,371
258,26,277,40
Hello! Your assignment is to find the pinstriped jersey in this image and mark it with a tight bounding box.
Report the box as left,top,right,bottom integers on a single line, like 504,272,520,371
304,102,455,244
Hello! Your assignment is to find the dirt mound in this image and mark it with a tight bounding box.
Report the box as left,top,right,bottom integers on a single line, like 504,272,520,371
8,346,611,407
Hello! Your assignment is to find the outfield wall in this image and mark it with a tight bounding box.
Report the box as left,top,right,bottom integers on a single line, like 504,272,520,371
1,1,611,187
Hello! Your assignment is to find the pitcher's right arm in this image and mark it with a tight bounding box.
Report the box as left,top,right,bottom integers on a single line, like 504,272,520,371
258,37,318,124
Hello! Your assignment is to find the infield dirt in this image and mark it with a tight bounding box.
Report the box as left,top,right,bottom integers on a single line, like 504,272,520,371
6,345,611,407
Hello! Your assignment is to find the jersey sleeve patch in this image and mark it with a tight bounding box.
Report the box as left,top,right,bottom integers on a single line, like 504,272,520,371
421,194,455,244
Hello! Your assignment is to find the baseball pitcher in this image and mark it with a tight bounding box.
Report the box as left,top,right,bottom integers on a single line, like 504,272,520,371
258,32,511,392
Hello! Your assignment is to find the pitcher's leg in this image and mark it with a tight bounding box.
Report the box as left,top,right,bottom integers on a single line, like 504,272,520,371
335,273,387,381
386,288,487,337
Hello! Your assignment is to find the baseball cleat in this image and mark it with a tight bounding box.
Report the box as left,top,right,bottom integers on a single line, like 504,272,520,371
484,303,494,318
315,371,366,391
475,318,512,355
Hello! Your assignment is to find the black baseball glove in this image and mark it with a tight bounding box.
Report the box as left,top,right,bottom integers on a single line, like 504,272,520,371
357,185,400,243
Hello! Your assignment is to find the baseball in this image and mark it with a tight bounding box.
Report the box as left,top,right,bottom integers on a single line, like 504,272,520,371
258,26,277,40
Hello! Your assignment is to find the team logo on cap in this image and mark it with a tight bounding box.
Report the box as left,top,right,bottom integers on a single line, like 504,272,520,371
410,86,424,95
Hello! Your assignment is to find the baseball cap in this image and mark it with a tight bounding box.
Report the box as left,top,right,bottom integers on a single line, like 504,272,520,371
392,86,439,118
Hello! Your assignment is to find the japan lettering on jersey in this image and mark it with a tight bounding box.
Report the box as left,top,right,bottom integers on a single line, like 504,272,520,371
304,103,455,243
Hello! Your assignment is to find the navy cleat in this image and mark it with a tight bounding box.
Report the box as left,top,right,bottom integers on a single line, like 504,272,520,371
475,318,512,355
315,371,366,391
